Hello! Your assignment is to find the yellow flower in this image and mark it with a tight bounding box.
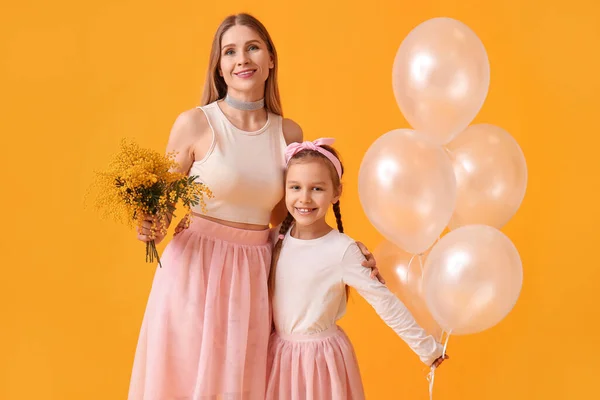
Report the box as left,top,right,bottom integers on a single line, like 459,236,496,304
88,139,213,266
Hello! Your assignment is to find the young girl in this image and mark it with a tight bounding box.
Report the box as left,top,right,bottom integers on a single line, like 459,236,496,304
266,138,448,399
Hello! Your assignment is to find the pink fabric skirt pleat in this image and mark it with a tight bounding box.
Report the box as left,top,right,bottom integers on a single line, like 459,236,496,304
266,326,365,400
128,216,272,400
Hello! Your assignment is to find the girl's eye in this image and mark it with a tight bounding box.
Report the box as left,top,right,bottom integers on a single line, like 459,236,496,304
224,49,234,56
248,45,259,51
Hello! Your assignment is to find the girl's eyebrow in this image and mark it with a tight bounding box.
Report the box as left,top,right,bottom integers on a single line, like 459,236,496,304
287,181,327,185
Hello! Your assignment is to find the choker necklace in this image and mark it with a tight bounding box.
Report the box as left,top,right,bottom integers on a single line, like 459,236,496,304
224,94,265,111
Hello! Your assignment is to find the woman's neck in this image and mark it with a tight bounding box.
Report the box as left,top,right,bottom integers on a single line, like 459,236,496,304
220,87,266,120
226,87,264,103
218,99,267,131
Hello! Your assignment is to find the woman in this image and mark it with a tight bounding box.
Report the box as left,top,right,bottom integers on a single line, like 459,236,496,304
129,13,380,400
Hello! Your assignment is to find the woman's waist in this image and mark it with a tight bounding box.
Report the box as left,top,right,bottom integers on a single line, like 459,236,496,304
183,213,271,245
191,212,269,231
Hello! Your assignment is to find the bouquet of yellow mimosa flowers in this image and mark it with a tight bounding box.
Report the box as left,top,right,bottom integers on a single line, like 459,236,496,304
89,139,213,267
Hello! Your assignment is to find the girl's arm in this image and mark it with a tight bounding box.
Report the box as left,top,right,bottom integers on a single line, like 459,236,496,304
341,243,444,366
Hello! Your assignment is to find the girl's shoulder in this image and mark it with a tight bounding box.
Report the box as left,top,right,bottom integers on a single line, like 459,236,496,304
328,230,355,246
324,231,366,263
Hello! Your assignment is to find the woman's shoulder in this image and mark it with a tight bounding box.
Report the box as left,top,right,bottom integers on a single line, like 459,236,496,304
169,107,211,140
282,118,303,145
177,106,210,126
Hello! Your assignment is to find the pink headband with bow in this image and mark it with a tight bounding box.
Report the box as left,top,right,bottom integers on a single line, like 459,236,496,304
285,138,342,178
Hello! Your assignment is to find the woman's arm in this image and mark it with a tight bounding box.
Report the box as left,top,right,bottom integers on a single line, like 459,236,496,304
137,109,210,244
165,109,208,174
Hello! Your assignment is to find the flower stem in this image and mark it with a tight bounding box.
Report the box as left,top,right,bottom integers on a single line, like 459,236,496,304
146,240,163,268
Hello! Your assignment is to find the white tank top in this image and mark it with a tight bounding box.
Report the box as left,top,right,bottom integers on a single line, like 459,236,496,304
188,101,287,225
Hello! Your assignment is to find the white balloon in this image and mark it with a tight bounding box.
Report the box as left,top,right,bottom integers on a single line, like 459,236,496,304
423,225,523,335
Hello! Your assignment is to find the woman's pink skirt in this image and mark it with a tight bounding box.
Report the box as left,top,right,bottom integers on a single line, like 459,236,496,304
128,216,272,400
266,326,366,400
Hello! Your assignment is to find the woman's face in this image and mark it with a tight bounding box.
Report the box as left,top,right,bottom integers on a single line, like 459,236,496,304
219,24,273,99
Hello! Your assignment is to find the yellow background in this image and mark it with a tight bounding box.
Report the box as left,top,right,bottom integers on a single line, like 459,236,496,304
1,0,599,398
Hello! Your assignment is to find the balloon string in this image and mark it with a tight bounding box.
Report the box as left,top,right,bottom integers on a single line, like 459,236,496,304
417,254,424,291
423,237,446,400
442,330,451,355
427,330,451,400
411,235,442,284
407,249,428,284
406,254,417,283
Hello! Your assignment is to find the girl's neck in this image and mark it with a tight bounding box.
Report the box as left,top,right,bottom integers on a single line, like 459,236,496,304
290,219,333,240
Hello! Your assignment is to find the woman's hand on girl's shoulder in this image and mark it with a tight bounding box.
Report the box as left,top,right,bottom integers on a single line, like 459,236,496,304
355,241,385,284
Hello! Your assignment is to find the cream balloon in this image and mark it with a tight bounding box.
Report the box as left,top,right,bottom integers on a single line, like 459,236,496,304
392,17,490,145
358,129,456,254
446,124,527,229
423,225,523,335
374,240,442,339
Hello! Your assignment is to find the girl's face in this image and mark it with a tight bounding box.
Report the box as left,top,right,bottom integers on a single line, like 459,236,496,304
219,25,273,98
285,159,341,229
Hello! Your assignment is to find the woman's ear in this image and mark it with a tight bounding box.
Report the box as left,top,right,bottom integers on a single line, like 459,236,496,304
269,53,274,69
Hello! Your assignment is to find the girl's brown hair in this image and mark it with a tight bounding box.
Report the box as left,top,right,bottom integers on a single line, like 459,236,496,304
201,13,283,116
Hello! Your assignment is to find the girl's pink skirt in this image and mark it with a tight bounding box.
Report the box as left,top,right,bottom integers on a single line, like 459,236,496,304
128,216,272,400
266,326,366,400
